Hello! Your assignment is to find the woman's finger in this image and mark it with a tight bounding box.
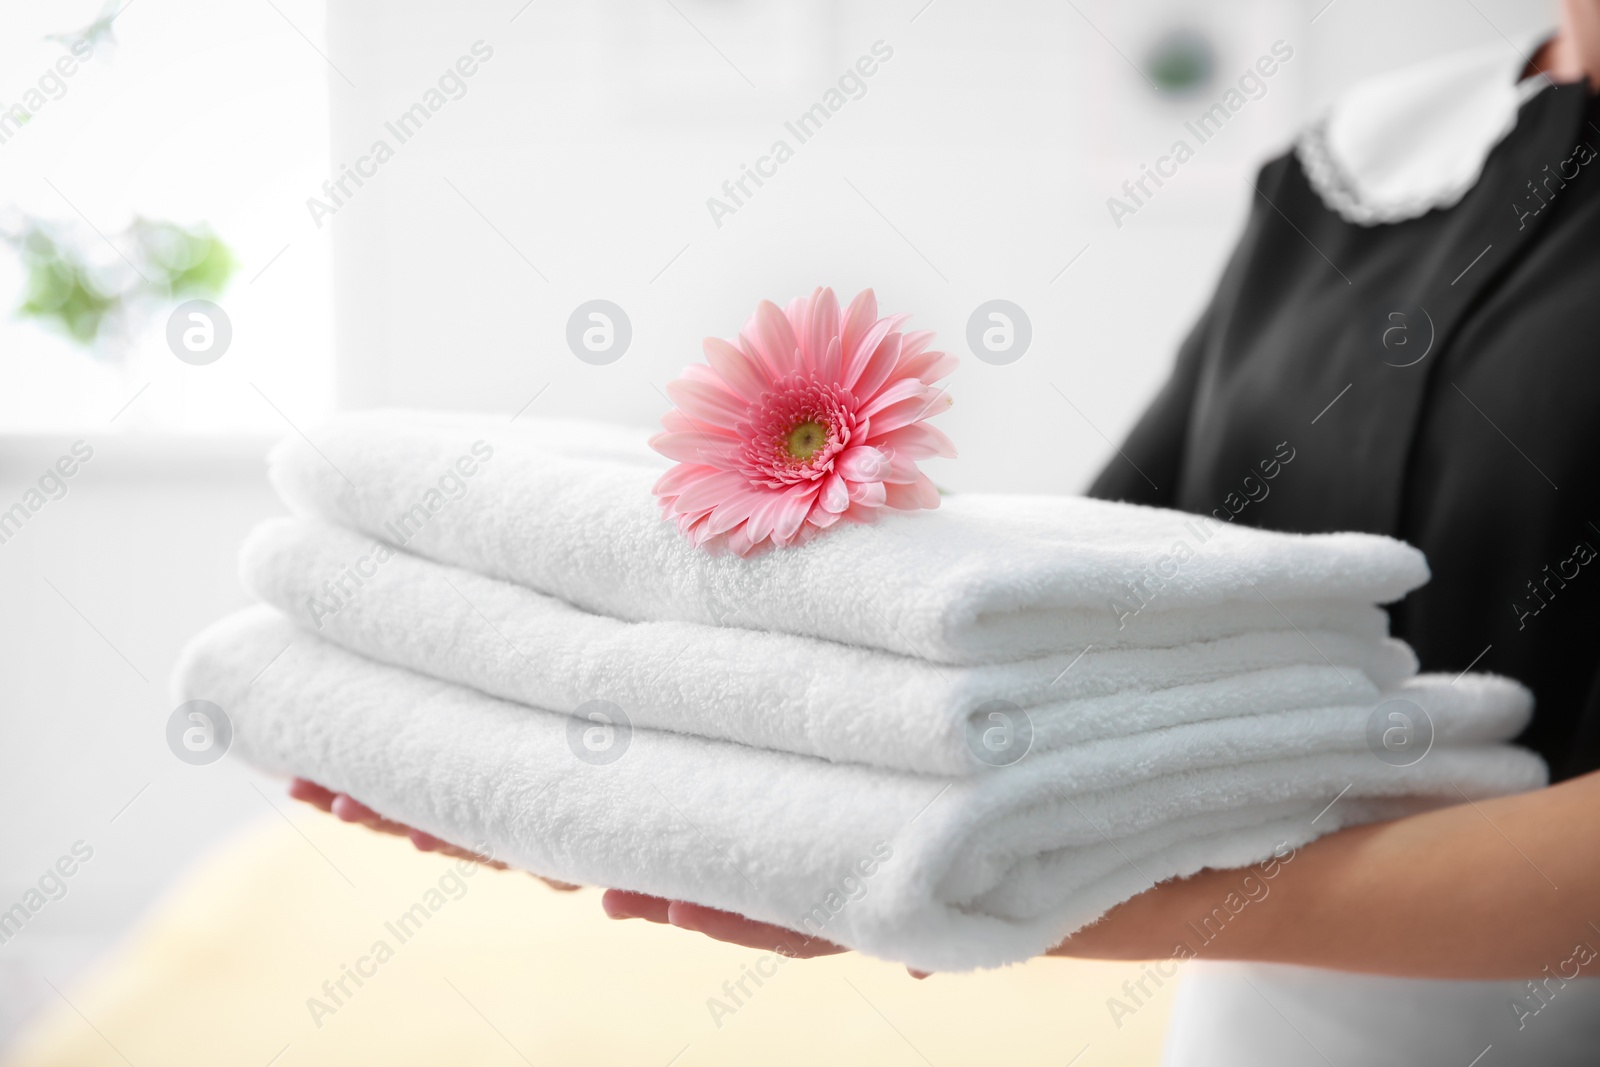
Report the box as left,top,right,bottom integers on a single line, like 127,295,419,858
330,793,413,837
407,828,444,851
287,778,337,812
291,781,575,886
602,890,673,923
664,901,847,958
407,829,519,873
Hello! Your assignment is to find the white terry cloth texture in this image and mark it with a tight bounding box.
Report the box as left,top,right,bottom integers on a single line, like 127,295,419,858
174,608,1545,972
266,411,1431,665
241,517,1419,776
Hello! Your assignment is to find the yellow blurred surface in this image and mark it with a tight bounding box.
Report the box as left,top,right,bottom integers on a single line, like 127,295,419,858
5,810,1173,1066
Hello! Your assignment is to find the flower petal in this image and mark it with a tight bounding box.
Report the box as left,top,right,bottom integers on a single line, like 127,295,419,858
771,487,816,545
785,292,810,329
741,491,788,546
839,289,878,370
670,468,752,514
736,331,782,383
880,450,920,485
897,348,959,385
836,501,882,526
665,378,749,430
818,470,850,513
784,293,814,372
660,409,739,440
683,513,716,545
856,376,926,420
679,362,748,402
873,422,957,460
724,523,760,557
808,288,840,371
752,300,803,378
842,316,895,391
702,337,769,402
898,329,936,361
704,486,769,536
884,472,941,510
847,478,887,508
869,387,951,434
651,433,738,466
653,462,717,498
850,332,903,405
835,444,889,482
818,335,843,385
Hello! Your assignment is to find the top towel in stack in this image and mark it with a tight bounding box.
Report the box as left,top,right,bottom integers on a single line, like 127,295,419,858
173,410,1546,970
266,411,1429,665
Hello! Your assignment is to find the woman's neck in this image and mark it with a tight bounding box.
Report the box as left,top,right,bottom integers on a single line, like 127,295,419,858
1531,0,1600,87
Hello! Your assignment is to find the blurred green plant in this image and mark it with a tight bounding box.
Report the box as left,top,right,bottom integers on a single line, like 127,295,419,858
45,0,127,54
129,218,237,297
1145,28,1215,97
3,216,235,355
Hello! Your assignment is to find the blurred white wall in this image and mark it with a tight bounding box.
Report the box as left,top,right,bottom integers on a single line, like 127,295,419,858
0,436,284,1043
0,0,1557,1053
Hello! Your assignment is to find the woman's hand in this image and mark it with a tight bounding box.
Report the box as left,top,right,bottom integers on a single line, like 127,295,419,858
288,780,847,956
601,890,850,959
287,779,579,890
619,769,1600,981
1048,768,1600,978
286,777,1215,973
292,770,1600,980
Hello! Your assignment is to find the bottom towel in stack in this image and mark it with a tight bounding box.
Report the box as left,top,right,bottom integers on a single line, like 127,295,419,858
176,607,1547,972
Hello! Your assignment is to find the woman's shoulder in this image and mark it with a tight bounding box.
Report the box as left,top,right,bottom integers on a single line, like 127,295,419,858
1290,36,1555,227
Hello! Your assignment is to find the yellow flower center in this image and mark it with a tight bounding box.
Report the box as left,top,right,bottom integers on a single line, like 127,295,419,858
785,420,827,461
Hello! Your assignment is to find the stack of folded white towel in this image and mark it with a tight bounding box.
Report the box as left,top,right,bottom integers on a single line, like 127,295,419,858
175,411,1546,971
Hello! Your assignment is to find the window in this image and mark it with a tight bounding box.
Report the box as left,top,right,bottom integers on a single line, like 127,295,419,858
0,0,333,434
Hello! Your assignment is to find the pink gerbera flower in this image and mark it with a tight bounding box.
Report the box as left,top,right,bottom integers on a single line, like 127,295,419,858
650,288,957,556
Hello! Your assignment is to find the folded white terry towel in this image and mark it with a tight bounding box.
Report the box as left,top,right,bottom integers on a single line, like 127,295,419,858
174,608,1544,971
267,411,1431,665
242,517,1419,775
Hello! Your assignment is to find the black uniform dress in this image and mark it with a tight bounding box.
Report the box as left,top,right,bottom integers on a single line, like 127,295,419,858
1088,78,1600,783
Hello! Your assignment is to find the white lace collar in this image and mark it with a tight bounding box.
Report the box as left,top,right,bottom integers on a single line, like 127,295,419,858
1296,34,1557,225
